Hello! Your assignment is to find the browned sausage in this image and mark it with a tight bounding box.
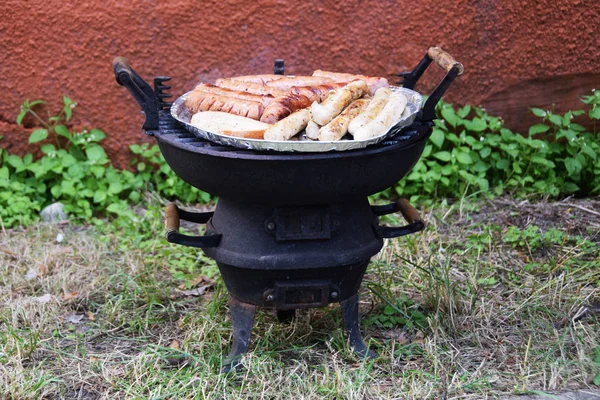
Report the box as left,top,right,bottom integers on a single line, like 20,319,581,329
312,70,389,96
265,76,335,91
259,93,313,124
192,84,275,106
214,79,287,97
185,90,264,120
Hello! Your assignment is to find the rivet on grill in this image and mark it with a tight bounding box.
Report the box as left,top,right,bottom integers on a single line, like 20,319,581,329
266,294,274,302
330,291,338,299
266,222,276,231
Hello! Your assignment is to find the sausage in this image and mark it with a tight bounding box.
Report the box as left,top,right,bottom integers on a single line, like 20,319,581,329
312,70,389,96
264,109,311,141
352,91,408,140
185,90,264,120
223,74,285,85
192,84,275,106
265,76,335,91
305,119,320,140
348,87,391,136
310,80,369,126
260,93,313,124
290,83,349,103
318,99,369,141
214,79,287,97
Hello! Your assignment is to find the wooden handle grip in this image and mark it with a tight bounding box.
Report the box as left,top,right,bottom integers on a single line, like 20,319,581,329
164,203,180,233
396,198,422,224
428,47,464,76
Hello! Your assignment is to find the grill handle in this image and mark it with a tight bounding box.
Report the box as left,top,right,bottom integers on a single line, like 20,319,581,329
372,198,425,238
113,56,160,131
164,203,221,248
397,47,464,122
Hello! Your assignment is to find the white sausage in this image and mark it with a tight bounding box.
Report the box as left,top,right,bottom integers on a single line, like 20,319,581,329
310,80,369,126
263,109,311,141
352,92,408,140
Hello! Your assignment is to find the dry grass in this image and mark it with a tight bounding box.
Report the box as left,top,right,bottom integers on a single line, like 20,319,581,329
0,197,599,399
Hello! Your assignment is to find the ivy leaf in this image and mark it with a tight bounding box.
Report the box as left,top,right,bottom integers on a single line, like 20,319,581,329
433,151,452,162
456,152,473,164
430,129,445,149
582,145,597,160
457,105,471,119
63,96,74,121
90,128,106,142
93,190,107,203
480,147,492,158
108,181,123,194
563,182,580,193
528,124,549,135
85,145,108,162
466,117,487,132
441,107,459,128
54,125,71,140
6,155,24,168
548,114,563,127
16,109,28,125
564,158,582,175
530,108,546,117
496,159,510,169
29,128,48,144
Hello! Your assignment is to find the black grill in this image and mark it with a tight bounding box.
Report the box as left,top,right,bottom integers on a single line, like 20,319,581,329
113,48,463,372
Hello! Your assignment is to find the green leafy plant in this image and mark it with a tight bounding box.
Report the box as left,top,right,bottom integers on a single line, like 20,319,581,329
389,89,600,202
1,98,213,228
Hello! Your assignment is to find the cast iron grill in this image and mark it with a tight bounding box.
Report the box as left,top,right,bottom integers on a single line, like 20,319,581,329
113,48,463,372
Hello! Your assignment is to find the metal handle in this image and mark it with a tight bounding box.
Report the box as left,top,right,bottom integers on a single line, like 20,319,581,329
372,198,425,238
274,59,285,75
113,56,160,130
396,46,464,122
164,203,221,248
427,47,464,75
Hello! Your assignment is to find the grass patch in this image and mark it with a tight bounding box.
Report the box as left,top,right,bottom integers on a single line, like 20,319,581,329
1,197,599,399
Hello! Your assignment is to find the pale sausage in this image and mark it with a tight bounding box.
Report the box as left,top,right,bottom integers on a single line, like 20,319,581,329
264,109,311,141
310,80,369,126
318,99,369,141
348,87,391,136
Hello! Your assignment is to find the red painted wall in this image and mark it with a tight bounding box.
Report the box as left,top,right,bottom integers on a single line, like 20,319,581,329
1,0,598,168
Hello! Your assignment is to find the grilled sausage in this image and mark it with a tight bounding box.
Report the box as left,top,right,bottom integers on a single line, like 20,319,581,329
260,93,313,124
312,70,389,96
348,87,391,136
265,76,335,91
223,74,285,85
290,83,349,103
185,90,264,120
264,109,311,141
310,80,369,126
192,84,275,106
318,99,369,141
214,79,287,97
305,119,320,140
352,91,408,140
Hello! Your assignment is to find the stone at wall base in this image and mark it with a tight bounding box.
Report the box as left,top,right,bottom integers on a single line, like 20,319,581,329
40,202,67,222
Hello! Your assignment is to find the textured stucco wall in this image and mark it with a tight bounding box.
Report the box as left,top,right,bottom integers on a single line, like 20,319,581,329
1,0,598,167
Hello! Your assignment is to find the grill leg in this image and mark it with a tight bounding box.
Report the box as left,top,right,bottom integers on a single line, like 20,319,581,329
222,297,256,373
340,294,376,359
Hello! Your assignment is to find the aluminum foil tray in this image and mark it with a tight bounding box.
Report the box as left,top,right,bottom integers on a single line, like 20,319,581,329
171,86,422,152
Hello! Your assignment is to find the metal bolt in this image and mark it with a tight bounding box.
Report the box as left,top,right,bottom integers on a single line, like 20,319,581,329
266,294,274,301
330,291,338,299
266,222,276,231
